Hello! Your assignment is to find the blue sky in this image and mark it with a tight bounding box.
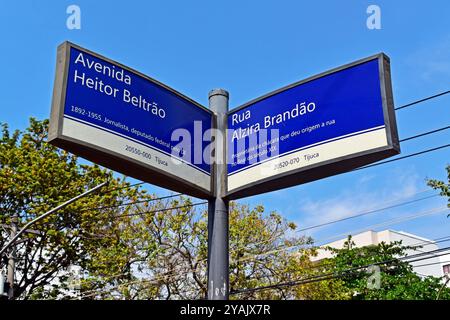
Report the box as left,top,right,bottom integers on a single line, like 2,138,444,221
1,1,449,245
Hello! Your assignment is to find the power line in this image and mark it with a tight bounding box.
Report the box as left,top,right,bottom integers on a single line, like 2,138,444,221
47,91,450,298
83,233,450,299
100,182,146,195
15,192,449,296
301,234,450,276
228,188,440,257
23,197,203,222
96,126,448,200
313,206,448,246
110,201,208,219
14,193,190,228
74,231,450,299
0,182,108,258
4,90,447,300
414,236,450,248
78,193,183,212
72,113,450,295
74,232,450,299
414,260,450,269
43,166,445,270
75,124,449,220
76,138,446,219
59,104,450,217
236,206,448,263
395,90,450,111
300,234,450,275
103,195,443,276
83,124,450,215
230,245,450,295
399,125,450,143
296,193,439,233
70,191,450,294
297,233,450,275
77,263,204,299
226,125,450,262
231,253,445,296
78,275,202,300
21,117,450,221
355,144,450,171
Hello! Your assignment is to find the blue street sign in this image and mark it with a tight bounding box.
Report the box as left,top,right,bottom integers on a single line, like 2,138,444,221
227,53,399,199
49,42,213,197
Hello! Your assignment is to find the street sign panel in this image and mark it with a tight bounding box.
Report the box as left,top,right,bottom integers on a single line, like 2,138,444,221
227,53,399,199
49,42,213,198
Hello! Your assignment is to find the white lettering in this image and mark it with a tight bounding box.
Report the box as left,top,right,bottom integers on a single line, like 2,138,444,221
66,5,81,30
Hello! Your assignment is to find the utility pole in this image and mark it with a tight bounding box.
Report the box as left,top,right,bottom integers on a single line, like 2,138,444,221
6,213,18,299
207,89,229,300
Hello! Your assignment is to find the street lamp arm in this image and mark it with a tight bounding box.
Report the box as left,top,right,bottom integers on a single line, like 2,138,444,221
0,181,108,257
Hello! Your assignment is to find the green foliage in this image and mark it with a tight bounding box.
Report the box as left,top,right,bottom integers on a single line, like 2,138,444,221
427,164,450,216
0,118,151,299
83,200,319,300
324,237,450,300
2,119,448,300
1,118,322,300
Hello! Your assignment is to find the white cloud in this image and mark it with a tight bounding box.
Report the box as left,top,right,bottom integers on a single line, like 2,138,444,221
295,168,424,237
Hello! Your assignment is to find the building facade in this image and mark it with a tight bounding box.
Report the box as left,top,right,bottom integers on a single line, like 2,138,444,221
312,229,450,281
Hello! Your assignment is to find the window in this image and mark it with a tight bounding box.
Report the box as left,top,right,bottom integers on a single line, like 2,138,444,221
443,264,450,275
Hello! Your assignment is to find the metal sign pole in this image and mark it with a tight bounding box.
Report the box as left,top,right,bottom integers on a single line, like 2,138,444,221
207,89,229,300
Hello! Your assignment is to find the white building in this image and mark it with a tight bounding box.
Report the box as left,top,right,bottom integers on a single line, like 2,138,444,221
312,229,450,281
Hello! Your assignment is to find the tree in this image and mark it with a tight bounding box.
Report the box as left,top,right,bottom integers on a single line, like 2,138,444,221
1,118,328,300
0,118,152,299
3,119,447,300
323,237,450,300
79,200,323,300
428,165,450,216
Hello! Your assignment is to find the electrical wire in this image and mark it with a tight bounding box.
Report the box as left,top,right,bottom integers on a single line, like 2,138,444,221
56,105,450,220
395,90,450,111
77,264,203,299
296,193,439,233
74,197,449,294
414,260,450,269
228,188,440,259
11,189,449,297
110,201,208,219
69,127,450,220
65,118,450,284
77,198,447,294
33,123,450,223
76,211,450,298
399,125,450,143
75,230,450,299
315,207,448,245
5,90,450,299
230,246,450,295
413,236,450,248
100,182,146,195
355,144,450,171
293,234,450,275
78,193,183,212
78,124,450,221
76,243,450,299
298,235,450,275
235,206,448,263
